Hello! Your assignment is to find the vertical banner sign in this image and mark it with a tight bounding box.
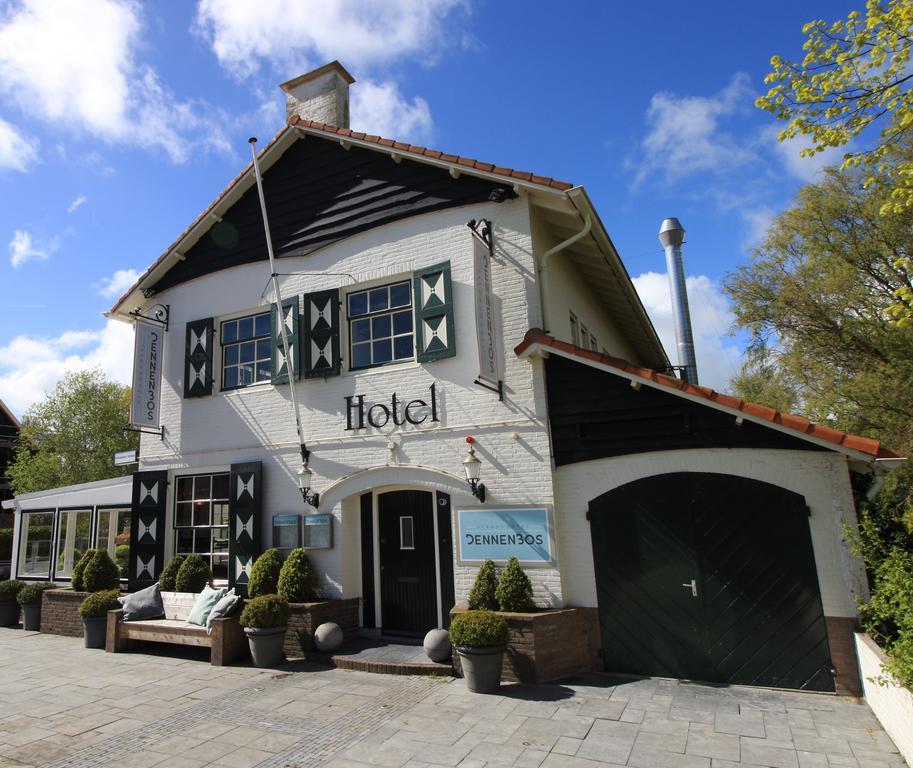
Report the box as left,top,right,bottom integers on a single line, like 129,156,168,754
471,222,501,387
130,319,163,428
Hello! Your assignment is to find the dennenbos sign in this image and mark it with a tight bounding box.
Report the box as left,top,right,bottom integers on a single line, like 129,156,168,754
130,319,163,429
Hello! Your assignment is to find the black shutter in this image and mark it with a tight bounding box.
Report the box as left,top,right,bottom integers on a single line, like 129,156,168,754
228,461,262,596
436,491,455,628
271,297,300,384
414,261,456,362
302,288,341,378
128,470,168,591
360,492,375,628
184,319,214,397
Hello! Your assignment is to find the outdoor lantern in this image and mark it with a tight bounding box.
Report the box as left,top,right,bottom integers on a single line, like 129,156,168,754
463,437,486,503
297,463,320,509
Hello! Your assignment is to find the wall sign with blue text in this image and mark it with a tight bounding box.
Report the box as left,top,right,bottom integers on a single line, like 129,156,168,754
457,507,553,565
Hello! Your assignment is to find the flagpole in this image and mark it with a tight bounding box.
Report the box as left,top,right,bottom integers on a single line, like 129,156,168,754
248,137,309,475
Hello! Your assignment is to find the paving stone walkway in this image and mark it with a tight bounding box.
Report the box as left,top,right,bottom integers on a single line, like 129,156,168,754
0,628,905,768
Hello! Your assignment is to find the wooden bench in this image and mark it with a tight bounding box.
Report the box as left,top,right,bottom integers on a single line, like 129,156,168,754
105,591,247,666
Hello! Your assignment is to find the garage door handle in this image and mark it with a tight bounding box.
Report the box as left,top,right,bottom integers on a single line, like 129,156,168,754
682,579,697,597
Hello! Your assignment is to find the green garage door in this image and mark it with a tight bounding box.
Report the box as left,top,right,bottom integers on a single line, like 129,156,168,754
589,472,834,691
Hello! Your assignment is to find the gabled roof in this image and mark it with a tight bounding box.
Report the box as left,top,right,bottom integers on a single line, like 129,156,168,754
0,398,20,429
515,329,902,462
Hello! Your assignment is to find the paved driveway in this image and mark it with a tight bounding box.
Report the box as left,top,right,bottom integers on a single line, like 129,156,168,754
0,628,904,768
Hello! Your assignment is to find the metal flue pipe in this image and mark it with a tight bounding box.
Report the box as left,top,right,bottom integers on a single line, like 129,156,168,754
658,217,698,385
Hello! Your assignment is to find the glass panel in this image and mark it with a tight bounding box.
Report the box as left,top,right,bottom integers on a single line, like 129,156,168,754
239,365,253,386
393,335,413,360
55,509,91,578
257,363,270,381
212,502,229,526
223,366,238,389
256,339,270,359
222,321,237,343
18,512,54,578
212,532,229,553
212,474,229,499
348,291,368,317
372,315,391,339
373,339,392,364
392,311,412,334
400,516,414,549
113,509,131,579
255,313,270,337
369,287,388,312
95,510,112,551
238,316,253,340
352,318,370,343
193,501,210,527
225,344,238,365
175,502,192,527
239,341,254,363
212,555,228,582
177,476,193,502
176,529,193,553
194,530,211,554
193,476,211,500
352,343,371,368
390,281,410,308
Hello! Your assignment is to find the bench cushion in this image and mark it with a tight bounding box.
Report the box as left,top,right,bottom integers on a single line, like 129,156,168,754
120,582,165,622
187,585,226,626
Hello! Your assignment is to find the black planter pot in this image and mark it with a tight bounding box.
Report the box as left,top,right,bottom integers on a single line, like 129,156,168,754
244,626,287,667
0,600,19,627
455,645,505,693
83,616,107,649
21,603,41,631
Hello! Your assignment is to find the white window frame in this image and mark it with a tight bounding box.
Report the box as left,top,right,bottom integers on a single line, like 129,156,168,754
346,279,415,371
220,310,271,390
173,472,231,583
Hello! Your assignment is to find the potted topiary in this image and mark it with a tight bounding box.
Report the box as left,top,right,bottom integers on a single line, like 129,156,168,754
239,594,290,667
0,580,25,626
17,582,56,631
449,610,509,693
174,554,211,593
83,550,121,592
78,589,121,648
158,555,185,592
247,548,283,597
277,547,318,602
468,559,499,610
495,556,535,612
71,549,96,592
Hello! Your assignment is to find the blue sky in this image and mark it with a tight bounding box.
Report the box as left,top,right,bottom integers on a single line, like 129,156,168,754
0,0,858,418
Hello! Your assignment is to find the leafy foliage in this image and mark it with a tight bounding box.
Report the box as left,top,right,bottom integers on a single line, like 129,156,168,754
277,548,319,602
83,550,121,592
468,559,498,610
78,588,122,618
16,582,56,605
71,548,97,592
158,556,185,592
8,369,137,495
449,610,509,647
0,527,12,561
247,548,282,598
495,557,535,612
239,594,290,629
174,554,212,593
0,580,26,602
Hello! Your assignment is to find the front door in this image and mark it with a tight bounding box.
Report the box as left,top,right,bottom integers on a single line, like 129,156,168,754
378,490,438,636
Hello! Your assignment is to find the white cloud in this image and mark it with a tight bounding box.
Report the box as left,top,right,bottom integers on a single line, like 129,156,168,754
66,194,88,213
633,271,743,392
351,80,432,142
0,114,37,171
194,0,465,79
8,229,58,268
0,319,134,416
95,268,140,298
764,126,847,183
633,73,757,187
0,0,230,163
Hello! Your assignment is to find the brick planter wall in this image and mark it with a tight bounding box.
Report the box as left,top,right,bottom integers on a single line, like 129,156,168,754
40,590,88,637
283,598,360,659
826,616,863,696
450,605,601,683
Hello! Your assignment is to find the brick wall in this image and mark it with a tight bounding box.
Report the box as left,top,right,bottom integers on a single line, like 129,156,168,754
283,598,360,659
40,590,86,637
826,616,862,696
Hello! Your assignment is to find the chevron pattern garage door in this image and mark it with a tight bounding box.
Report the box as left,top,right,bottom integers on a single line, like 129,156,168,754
589,472,835,691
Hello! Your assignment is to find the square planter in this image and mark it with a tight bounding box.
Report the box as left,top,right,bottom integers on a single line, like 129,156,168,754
283,599,360,659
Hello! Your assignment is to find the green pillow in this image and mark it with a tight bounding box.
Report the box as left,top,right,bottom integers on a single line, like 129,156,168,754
186,585,226,626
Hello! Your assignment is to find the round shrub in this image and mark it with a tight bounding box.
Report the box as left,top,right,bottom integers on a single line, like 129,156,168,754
78,589,121,618
174,554,212,593
71,548,96,592
158,555,185,591
495,556,534,612
277,548,318,602
0,579,26,602
468,559,498,610
247,548,282,598
16,582,56,605
449,610,509,648
84,550,121,592
239,594,290,629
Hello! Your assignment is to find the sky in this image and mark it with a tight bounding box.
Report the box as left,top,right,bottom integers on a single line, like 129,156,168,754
0,0,860,419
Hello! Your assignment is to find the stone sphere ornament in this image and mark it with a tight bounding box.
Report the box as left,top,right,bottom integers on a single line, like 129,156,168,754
423,628,452,663
314,622,343,652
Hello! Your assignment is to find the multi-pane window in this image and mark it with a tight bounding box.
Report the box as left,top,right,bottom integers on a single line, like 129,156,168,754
570,312,580,347
221,312,271,389
55,509,91,578
174,473,230,582
347,280,414,370
96,507,131,580
17,511,54,578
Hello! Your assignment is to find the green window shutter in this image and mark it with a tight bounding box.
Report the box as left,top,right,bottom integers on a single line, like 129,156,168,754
271,296,300,384
414,261,456,362
184,318,213,397
303,288,340,378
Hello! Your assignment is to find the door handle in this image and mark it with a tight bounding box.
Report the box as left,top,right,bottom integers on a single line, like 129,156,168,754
681,579,697,597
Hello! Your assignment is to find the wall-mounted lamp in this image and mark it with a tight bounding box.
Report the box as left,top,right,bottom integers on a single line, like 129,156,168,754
297,463,320,509
463,436,486,503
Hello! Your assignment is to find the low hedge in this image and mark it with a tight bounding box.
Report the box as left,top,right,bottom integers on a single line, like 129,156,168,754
0,579,26,602
16,582,56,605
449,610,509,648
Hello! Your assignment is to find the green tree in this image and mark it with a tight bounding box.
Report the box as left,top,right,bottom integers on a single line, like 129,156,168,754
8,369,137,494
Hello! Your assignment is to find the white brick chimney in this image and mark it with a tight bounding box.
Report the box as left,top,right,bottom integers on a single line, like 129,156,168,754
280,61,354,128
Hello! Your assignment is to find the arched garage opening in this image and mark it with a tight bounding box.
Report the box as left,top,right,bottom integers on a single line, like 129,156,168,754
588,472,834,691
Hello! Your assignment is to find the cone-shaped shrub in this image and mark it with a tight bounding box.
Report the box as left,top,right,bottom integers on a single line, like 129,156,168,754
468,559,498,610
71,549,96,592
277,548,319,602
84,550,121,592
495,556,534,612
174,554,212,593
158,555,185,591
247,548,282,597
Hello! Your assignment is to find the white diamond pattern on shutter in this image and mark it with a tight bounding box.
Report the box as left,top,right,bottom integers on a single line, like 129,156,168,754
270,297,300,384
414,261,456,362
303,288,340,378
184,318,213,397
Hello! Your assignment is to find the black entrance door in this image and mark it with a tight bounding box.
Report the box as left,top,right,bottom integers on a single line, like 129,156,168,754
589,472,834,691
379,490,437,636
